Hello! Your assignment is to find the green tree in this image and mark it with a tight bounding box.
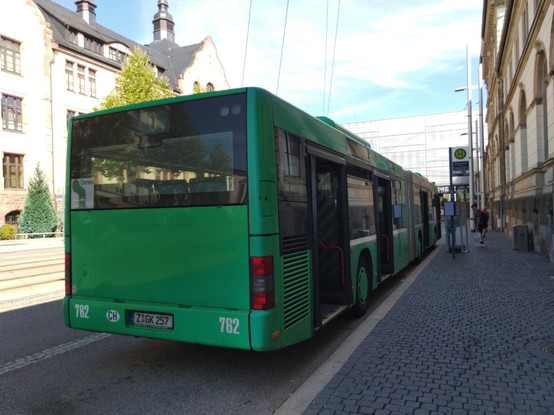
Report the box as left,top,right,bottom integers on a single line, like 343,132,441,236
18,164,58,237
209,143,231,174
193,83,206,94
96,48,174,110
92,48,174,178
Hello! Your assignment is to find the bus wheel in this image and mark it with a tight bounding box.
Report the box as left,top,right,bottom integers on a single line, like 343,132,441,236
352,257,370,317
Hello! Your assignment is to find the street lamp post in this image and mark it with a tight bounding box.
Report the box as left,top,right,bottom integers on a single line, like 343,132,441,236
455,45,474,229
455,48,487,231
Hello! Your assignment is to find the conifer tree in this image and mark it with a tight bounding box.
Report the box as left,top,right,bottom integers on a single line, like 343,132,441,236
18,164,58,237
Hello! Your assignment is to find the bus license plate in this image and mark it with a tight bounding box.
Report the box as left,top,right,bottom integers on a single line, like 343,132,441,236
130,311,173,329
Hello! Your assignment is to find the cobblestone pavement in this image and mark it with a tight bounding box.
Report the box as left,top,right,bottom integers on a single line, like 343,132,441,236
305,230,554,414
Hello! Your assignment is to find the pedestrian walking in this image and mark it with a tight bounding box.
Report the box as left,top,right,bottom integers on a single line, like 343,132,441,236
478,207,489,244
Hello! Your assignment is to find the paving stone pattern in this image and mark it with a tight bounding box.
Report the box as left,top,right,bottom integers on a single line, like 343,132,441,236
305,230,554,414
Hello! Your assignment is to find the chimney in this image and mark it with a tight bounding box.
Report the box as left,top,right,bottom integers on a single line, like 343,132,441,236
75,0,97,24
153,0,175,42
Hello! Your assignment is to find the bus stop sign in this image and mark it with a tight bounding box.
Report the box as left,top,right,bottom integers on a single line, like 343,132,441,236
450,146,469,186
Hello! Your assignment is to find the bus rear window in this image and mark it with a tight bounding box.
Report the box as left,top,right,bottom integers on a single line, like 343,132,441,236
69,94,247,209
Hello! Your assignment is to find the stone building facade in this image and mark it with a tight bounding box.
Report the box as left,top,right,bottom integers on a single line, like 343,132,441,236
482,0,554,258
0,0,229,228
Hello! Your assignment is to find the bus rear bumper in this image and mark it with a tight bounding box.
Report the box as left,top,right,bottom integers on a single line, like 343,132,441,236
64,296,252,350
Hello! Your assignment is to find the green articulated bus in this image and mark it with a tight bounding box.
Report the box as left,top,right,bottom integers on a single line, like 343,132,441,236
64,87,441,351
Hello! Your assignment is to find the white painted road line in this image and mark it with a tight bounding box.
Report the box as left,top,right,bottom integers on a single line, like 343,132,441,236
0,333,110,376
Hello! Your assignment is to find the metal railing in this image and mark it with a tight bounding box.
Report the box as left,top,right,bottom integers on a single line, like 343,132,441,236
14,232,63,239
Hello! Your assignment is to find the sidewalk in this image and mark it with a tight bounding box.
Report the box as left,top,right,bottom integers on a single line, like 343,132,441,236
0,236,63,253
0,237,64,312
300,230,554,414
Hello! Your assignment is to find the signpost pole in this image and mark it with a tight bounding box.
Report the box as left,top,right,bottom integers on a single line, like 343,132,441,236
447,148,456,258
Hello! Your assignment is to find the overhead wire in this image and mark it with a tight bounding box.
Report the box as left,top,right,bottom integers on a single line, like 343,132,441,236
241,0,253,87
276,0,290,95
250,0,340,105
326,0,341,116
323,0,330,114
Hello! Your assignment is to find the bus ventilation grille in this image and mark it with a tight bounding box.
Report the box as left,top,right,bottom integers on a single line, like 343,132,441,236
281,235,309,255
282,250,311,330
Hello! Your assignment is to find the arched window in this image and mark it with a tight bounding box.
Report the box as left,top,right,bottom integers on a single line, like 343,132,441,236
549,13,554,72
206,82,214,92
503,121,509,185
522,3,529,38
518,90,528,173
534,50,549,163
542,58,549,160
509,111,516,181
4,209,20,225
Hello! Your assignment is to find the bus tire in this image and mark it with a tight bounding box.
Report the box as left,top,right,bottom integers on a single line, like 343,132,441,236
352,256,370,317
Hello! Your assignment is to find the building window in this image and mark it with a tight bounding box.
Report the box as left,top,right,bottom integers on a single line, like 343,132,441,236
3,153,24,189
67,110,77,136
67,28,78,45
77,65,86,94
109,47,127,63
5,210,20,225
84,36,102,54
0,36,21,74
206,82,214,92
65,61,74,91
1,94,22,132
67,110,76,125
522,4,529,37
89,69,96,97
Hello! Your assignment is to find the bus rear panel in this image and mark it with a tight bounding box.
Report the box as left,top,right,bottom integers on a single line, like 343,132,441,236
64,91,289,350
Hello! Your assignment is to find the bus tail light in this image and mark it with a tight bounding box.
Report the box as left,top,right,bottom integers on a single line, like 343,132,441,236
250,256,275,310
65,253,72,295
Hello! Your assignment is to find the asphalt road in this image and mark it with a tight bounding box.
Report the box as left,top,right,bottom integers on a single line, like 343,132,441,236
0,244,421,414
1,299,370,414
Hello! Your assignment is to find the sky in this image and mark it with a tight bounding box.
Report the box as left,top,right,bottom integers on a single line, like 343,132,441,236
55,0,484,124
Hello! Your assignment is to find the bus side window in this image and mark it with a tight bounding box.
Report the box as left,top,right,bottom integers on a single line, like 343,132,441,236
347,175,374,239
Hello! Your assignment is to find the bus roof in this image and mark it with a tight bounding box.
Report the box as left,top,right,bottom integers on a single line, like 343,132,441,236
75,86,420,181
316,116,371,150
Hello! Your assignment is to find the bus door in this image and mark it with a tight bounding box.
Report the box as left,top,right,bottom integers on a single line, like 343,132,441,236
420,191,430,248
376,176,393,277
434,193,441,238
307,149,351,329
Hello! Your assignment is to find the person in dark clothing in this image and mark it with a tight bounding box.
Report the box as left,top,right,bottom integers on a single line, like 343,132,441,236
478,207,489,244
471,203,480,232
